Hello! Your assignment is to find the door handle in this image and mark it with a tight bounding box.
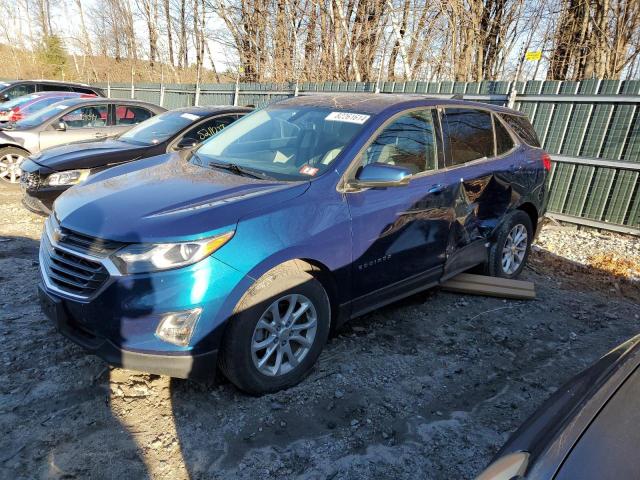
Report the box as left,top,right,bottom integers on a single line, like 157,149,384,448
427,183,445,194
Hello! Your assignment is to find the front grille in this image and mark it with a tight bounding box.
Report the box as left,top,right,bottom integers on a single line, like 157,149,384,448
41,233,110,297
56,225,124,256
40,216,120,299
21,171,40,189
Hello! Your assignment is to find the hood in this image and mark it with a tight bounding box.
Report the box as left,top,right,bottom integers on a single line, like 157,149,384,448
54,153,310,243
31,138,152,171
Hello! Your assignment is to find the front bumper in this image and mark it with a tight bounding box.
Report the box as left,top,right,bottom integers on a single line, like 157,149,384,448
39,283,218,378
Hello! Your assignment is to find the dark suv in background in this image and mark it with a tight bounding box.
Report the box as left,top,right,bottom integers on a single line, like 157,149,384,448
0,80,104,101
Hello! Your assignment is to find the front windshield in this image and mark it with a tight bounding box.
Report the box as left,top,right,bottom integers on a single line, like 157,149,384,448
14,101,75,128
194,106,369,181
119,110,201,145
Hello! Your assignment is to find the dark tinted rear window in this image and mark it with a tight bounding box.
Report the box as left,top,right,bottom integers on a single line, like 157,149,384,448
72,87,98,95
39,83,71,92
444,108,494,166
494,115,515,155
500,113,540,147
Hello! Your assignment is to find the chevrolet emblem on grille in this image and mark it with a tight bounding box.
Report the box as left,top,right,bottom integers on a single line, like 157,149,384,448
52,227,67,244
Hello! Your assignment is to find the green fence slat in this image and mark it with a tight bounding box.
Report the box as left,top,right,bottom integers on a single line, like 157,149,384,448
563,165,595,216
600,104,636,160
542,81,561,94
620,80,640,95
439,81,453,94
578,79,599,94
580,103,614,157
598,80,620,94
604,170,639,224
452,82,466,94
559,81,579,94
622,108,640,162
532,103,554,144
544,103,573,153
625,183,640,227
582,167,616,220
547,163,575,213
561,104,592,156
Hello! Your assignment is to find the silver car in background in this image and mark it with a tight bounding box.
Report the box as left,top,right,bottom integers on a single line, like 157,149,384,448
0,98,166,183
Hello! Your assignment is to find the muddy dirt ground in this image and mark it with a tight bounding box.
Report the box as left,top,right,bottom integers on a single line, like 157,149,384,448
1,183,639,480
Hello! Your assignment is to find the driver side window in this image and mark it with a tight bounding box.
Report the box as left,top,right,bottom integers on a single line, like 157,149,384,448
360,110,437,176
60,105,108,129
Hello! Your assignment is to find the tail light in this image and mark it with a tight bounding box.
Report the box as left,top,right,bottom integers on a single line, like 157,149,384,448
541,152,552,172
9,108,22,122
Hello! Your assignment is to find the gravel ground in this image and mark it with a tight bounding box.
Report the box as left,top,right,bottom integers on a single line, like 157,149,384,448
1,183,639,480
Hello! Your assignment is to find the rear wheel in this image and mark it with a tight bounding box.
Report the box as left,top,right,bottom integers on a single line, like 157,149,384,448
486,210,533,279
0,147,27,184
219,262,330,394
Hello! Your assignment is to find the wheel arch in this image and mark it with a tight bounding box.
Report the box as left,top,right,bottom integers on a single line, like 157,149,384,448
0,143,30,155
517,202,539,235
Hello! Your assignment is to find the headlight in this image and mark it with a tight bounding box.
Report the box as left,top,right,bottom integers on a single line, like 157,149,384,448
45,169,90,186
111,231,234,274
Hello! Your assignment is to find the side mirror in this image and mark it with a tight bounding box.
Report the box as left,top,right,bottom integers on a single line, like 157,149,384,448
1,94,9,102
175,137,198,150
55,121,66,131
348,163,412,189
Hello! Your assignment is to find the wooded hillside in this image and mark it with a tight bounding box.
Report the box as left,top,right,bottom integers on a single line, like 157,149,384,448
1,0,638,84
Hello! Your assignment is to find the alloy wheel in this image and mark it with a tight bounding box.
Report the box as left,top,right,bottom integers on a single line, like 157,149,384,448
0,153,25,184
251,294,318,377
501,224,528,275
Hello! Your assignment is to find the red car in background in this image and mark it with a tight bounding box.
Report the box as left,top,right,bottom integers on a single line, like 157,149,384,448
0,91,96,123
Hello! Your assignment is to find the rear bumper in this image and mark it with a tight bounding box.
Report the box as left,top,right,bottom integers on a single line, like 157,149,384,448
39,283,218,379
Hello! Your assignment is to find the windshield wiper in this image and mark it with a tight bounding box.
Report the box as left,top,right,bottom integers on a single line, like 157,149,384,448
208,160,273,180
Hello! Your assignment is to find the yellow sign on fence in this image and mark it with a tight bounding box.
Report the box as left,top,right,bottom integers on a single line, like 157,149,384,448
525,51,542,61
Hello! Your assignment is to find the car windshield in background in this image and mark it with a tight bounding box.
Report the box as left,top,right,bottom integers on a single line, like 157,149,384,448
119,110,200,145
194,107,369,181
13,102,73,128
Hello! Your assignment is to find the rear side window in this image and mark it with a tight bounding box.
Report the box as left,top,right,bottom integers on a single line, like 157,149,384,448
494,115,515,155
500,114,540,147
444,108,494,165
39,83,71,92
61,105,108,128
3,83,36,99
115,105,153,125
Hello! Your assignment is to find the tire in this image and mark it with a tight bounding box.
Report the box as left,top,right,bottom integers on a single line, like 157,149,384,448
0,147,28,185
219,261,331,395
486,210,533,279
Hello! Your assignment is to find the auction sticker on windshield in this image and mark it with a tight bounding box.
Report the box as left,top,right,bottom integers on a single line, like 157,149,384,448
325,111,370,124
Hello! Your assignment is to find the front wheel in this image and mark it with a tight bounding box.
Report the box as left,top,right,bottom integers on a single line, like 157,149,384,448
219,262,330,394
0,147,27,184
486,210,533,279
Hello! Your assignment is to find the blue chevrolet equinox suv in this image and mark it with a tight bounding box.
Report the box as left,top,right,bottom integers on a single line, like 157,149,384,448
38,94,549,394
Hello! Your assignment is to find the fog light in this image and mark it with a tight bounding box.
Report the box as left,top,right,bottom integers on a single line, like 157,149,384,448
155,308,202,346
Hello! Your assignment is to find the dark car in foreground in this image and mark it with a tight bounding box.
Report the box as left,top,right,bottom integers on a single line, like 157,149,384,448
0,98,165,183
38,94,549,394
20,105,250,214
478,334,640,480
0,80,104,102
